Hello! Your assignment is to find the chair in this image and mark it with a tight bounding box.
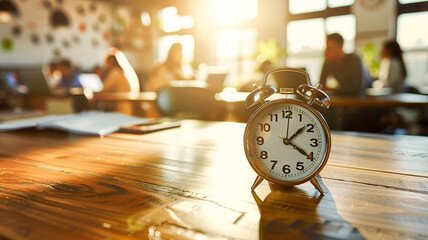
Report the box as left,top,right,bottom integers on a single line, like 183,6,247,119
156,86,225,120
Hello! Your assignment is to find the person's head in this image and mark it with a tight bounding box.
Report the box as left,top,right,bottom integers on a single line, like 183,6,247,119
165,43,183,67
105,54,121,70
325,33,344,62
381,40,403,59
57,59,73,77
381,40,407,78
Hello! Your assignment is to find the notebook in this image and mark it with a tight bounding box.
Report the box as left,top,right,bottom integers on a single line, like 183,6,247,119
78,73,104,92
0,111,150,136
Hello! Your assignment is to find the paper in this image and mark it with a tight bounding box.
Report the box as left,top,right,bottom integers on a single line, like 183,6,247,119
0,111,150,136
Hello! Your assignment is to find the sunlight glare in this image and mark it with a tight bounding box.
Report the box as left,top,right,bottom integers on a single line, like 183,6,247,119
210,0,258,24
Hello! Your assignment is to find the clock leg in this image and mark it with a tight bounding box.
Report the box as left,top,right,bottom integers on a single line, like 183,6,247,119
310,175,327,195
251,175,264,191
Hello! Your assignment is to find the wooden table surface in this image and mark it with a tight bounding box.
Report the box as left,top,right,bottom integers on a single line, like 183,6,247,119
0,120,427,239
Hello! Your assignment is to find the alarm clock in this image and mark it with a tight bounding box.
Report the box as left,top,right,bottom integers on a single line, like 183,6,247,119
243,68,331,195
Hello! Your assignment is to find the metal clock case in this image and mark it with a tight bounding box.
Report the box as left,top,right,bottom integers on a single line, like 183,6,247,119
243,68,331,195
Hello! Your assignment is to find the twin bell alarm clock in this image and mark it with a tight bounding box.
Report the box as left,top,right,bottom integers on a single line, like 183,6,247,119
243,68,331,195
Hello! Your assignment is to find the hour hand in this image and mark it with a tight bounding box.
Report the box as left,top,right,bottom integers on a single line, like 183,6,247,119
289,125,306,141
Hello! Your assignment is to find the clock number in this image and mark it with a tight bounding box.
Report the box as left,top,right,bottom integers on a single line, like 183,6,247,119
306,124,314,132
307,152,314,160
296,162,304,171
260,151,268,159
270,160,278,170
282,110,292,119
298,114,303,122
259,123,271,132
282,165,291,174
269,114,278,122
310,138,318,147
256,136,264,145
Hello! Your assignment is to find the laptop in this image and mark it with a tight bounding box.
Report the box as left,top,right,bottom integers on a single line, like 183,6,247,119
78,73,103,92
18,69,51,94
0,71,20,93
206,73,227,93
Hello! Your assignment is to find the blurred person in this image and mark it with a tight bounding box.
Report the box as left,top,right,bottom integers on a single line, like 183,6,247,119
319,33,371,96
43,61,62,87
146,43,194,92
100,48,140,115
374,40,407,93
56,59,82,89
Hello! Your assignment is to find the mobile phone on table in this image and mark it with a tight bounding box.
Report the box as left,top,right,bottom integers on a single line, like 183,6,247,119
120,120,181,134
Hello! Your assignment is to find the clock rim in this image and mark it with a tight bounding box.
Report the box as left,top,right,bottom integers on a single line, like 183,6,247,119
243,98,331,187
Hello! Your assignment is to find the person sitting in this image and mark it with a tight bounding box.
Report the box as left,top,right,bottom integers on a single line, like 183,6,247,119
146,43,194,92
100,48,140,115
56,59,82,89
374,40,407,93
319,33,372,96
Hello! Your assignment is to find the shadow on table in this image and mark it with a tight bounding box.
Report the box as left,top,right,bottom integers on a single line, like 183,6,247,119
252,183,364,240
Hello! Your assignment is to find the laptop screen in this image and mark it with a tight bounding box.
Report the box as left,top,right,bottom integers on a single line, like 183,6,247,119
78,73,103,92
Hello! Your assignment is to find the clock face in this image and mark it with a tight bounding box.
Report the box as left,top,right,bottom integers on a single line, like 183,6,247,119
244,99,330,185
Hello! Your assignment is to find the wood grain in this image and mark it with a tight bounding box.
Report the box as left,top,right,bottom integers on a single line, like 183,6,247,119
0,120,427,239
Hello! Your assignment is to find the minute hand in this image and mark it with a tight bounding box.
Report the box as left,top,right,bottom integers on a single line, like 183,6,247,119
288,126,306,141
290,142,313,160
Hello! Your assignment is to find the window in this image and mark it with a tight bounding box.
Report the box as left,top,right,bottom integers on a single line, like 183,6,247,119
156,6,195,74
397,1,428,87
213,0,259,87
210,0,258,24
285,0,355,83
216,28,258,86
158,6,194,33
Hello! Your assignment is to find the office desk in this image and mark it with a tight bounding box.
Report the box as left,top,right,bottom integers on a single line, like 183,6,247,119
0,120,427,239
94,92,157,103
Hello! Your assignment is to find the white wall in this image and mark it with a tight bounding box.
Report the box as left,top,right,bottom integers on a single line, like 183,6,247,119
0,0,113,69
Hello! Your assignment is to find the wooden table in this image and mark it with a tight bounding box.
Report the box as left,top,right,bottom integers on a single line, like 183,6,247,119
1,120,427,239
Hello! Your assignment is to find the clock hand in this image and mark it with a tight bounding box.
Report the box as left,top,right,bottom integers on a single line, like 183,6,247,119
289,142,314,161
288,125,306,141
279,136,290,145
286,112,290,139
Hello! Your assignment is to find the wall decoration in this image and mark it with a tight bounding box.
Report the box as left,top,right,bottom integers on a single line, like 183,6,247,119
42,0,51,9
2,38,15,52
89,3,96,12
72,35,80,44
102,32,109,41
46,33,54,44
27,21,37,30
50,9,69,28
53,48,61,57
0,0,113,68
31,34,40,45
99,14,106,23
62,39,70,48
92,39,99,48
92,23,99,32
78,22,86,32
11,25,22,37
76,5,84,16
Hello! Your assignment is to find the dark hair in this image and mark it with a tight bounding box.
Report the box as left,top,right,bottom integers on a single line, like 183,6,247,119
327,33,344,47
383,40,407,79
59,59,72,68
106,54,121,68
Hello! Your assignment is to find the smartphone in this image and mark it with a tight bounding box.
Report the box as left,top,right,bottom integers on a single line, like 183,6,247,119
119,120,181,134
